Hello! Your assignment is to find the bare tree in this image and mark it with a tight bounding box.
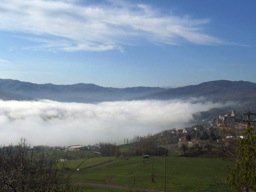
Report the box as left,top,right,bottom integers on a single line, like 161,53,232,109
99,143,121,157
0,139,74,192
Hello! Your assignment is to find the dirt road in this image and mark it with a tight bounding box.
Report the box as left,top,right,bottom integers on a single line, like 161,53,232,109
73,182,163,192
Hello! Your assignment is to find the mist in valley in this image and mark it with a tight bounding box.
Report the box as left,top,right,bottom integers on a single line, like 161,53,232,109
0,99,232,146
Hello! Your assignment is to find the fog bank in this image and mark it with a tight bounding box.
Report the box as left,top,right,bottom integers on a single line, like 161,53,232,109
0,99,231,146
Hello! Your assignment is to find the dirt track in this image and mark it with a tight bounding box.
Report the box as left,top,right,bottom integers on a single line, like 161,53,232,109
73,182,163,192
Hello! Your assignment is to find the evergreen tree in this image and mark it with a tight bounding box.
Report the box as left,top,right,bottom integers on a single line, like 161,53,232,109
227,123,256,192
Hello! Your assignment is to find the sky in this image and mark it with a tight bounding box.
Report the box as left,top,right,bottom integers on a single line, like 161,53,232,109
0,0,255,88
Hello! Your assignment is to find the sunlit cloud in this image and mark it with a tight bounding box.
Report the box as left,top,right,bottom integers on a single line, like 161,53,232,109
0,0,223,52
0,99,231,146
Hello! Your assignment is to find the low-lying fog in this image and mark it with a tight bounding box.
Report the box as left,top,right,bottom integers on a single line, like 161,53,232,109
0,99,231,146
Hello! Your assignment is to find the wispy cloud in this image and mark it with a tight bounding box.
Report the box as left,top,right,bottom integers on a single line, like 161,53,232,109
0,99,231,146
0,0,223,52
0,58,10,64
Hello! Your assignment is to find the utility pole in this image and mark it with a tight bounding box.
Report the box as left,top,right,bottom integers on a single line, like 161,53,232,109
161,132,167,192
163,151,166,192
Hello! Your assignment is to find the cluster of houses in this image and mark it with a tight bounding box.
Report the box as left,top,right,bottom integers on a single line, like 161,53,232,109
177,110,255,156
65,144,101,152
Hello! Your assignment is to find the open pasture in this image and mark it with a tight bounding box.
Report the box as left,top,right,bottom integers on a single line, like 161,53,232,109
69,156,232,192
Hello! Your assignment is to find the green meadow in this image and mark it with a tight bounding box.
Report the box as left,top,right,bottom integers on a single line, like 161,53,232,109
67,156,232,192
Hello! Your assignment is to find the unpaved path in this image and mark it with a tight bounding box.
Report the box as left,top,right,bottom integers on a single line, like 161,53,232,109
73,182,163,192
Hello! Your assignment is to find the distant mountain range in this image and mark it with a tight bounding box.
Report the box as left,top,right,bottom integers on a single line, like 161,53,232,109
0,79,164,102
0,79,255,110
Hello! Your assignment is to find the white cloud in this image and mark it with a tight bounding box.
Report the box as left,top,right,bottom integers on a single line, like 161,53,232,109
0,0,223,52
0,99,230,146
0,58,10,64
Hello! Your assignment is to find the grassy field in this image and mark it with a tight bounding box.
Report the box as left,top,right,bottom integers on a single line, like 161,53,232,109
67,156,232,192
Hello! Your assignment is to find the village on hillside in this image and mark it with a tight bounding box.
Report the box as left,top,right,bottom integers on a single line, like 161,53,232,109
176,110,249,157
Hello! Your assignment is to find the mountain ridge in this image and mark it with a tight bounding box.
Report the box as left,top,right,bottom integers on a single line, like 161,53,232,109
0,79,255,109
146,80,256,101
0,78,164,102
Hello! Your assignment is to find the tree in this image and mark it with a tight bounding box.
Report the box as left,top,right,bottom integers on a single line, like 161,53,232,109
0,139,74,192
99,143,121,156
185,134,192,141
200,130,209,140
227,123,256,191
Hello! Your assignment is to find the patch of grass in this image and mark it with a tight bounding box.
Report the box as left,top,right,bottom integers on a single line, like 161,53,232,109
80,157,114,168
67,156,114,170
67,159,88,170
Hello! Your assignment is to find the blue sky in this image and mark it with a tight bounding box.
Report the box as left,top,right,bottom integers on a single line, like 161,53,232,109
0,0,255,87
